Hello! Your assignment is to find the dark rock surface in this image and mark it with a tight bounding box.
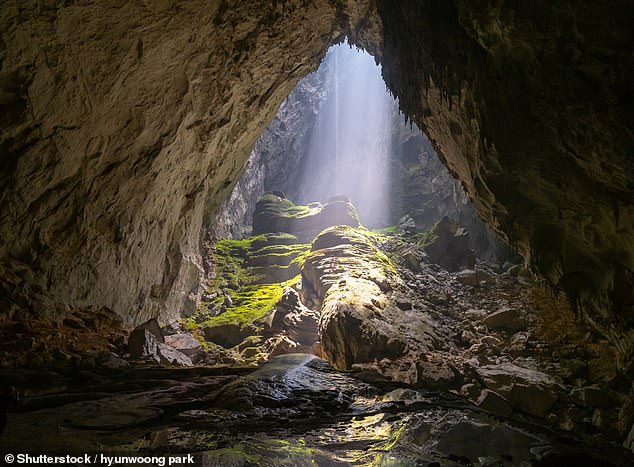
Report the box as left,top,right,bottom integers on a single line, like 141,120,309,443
128,318,165,357
423,217,476,272
1,356,633,466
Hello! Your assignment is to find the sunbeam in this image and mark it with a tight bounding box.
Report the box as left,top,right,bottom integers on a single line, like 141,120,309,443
295,42,394,227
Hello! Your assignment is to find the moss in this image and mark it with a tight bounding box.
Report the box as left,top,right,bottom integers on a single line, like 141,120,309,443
415,222,439,248
250,232,300,249
290,248,312,269
372,225,399,235
307,225,397,277
204,437,315,466
200,282,286,329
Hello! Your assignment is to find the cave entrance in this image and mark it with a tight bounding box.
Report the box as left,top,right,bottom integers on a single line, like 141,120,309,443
214,41,483,237
191,42,512,366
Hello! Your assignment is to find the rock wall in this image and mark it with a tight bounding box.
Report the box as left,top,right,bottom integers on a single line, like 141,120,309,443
369,0,634,358
1,1,632,362
0,0,343,323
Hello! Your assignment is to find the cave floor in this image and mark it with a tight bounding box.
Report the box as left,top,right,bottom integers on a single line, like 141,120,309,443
1,354,632,466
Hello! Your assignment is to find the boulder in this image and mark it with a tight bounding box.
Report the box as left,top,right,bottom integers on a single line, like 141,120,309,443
476,389,513,417
570,385,621,409
155,342,193,367
416,356,460,389
161,321,181,336
128,318,164,357
476,362,561,417
164,333,204,357
128,328,192,366
423,217,476,272
252,193,360,239
319,277,407,370
482,307,526,333
270,287,319,347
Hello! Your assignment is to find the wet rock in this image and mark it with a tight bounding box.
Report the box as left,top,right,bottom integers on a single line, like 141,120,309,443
212,354,364,412
435,418,542,465
476,362,561,417
482,307,526,333
128,318,165,357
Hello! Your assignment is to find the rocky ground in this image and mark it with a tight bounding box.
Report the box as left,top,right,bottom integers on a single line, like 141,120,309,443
2,194,634,465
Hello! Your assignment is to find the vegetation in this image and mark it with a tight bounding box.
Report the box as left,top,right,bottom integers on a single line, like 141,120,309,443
414,221,438,248
196,283,287,328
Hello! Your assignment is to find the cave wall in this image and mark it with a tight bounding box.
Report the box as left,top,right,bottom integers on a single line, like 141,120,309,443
1,1,633,361
365,0,634,358
0,0,344,323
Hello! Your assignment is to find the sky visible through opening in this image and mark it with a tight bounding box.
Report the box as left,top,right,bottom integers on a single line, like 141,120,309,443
295,42,397,226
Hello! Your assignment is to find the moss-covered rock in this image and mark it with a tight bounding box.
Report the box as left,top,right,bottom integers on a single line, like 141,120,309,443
301,225,408,370
252,193,360,239
302,226,396,300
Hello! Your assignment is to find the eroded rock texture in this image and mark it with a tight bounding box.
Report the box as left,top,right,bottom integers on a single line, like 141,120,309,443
0,0,342,323
1,1,633,362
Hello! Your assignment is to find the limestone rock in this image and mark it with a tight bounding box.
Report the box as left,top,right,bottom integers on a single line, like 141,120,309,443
155,342,193,367
0,0,632,367
301,226,408,370
319,277,407,370
482,307,526,333
476,389,513,417
203,323,251,349
476,362,561,417
161,322,182,336
416,356,460,390
128,319,164,357
423,218,476,272
128,327,192,366
252,193,360,239
164,332,203,357
270,288,319,347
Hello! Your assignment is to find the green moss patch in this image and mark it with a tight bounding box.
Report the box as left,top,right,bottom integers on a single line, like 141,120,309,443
198,281,284,329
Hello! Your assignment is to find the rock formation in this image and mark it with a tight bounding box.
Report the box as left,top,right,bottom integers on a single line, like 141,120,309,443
1,1,632,365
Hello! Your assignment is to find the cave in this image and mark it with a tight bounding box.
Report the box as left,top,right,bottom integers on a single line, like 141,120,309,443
1,1,633,464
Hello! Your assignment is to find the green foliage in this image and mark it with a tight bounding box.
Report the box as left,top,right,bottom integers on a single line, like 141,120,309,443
371,225,399,235
204,436,315,465
415,223,438,248
199,278,298,329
